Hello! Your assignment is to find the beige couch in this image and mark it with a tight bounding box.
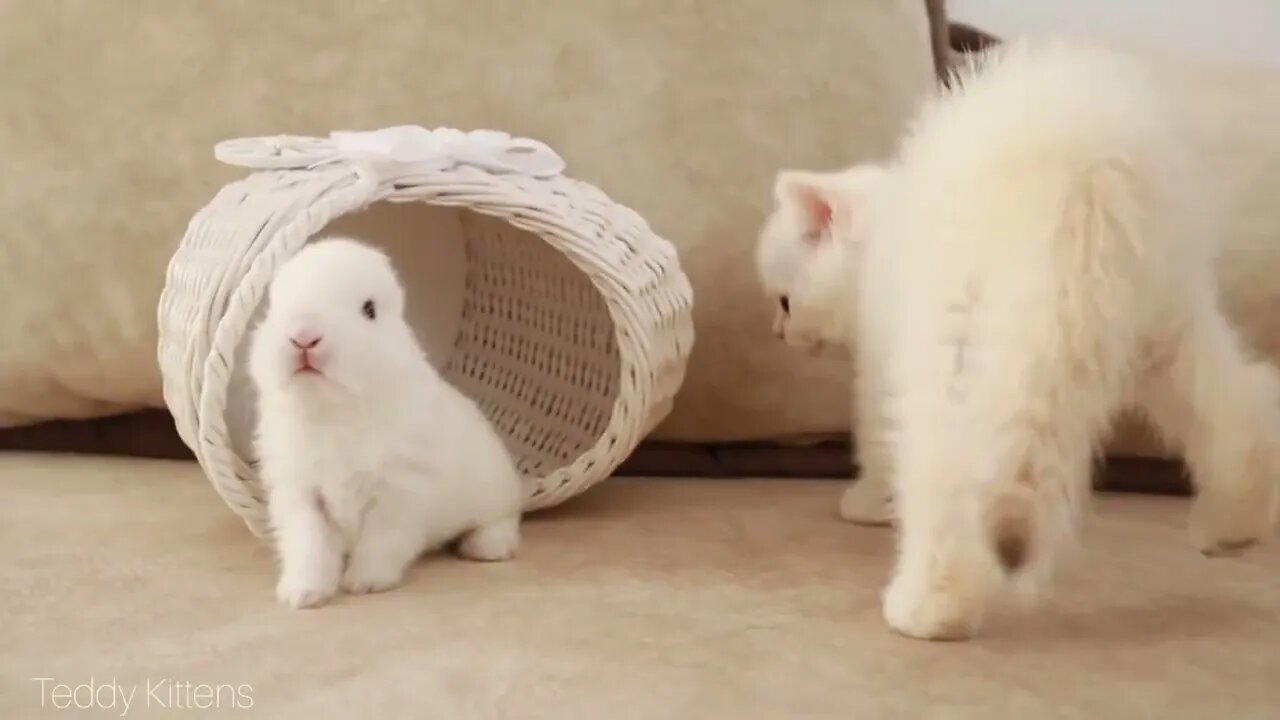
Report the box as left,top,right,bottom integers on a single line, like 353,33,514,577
3,3,1280,717
6,2,1280,490
0,0,935,441
4,453,1279,718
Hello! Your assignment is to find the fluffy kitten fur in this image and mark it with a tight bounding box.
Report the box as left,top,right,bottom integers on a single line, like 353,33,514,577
757,39,1280,640
249,238,524,609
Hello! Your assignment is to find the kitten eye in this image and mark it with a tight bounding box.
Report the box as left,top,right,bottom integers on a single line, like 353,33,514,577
779,295,790,314
361,299,376,321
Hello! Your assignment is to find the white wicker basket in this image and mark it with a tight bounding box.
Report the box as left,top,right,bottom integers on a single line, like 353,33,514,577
157,125,695,538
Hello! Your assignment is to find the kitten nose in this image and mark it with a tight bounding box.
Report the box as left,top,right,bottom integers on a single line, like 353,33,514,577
290,330,322,350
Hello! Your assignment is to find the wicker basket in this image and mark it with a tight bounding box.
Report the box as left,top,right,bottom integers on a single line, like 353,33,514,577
157,125,695,538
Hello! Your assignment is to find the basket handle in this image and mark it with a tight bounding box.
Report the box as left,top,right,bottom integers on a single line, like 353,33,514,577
213,125,566,179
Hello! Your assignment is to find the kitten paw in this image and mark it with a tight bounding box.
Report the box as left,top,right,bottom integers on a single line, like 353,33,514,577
882,574,984,642
839,480,894,526
457,518,520,562
1189,488,1274,557
276,574,338,609
341,563,405,595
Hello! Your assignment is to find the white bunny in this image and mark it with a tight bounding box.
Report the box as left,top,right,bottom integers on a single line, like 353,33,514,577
248,237,524,609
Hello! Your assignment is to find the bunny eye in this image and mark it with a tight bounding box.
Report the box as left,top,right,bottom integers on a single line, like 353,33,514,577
779,295,790,314
361,299,376,321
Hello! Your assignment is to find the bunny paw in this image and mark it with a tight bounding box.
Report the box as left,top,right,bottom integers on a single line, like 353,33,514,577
341,563,405,595
457,518,520,562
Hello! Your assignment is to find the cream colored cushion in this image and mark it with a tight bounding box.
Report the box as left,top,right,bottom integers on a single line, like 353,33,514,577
0,0,936,442
5,453,1280,718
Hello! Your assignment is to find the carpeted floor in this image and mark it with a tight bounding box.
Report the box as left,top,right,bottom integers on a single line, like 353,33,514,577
2,453,1277,719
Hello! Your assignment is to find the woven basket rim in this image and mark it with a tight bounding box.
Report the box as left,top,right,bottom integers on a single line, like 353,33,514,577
158,152,693,538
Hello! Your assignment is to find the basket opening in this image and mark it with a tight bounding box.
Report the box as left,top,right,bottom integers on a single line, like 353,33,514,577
223,200,622,495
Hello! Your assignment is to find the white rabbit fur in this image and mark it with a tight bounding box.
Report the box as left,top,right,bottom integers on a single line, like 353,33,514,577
248,237,524,609
756,39,1280,640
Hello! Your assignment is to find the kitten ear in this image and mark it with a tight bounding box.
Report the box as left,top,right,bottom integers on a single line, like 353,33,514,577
774,164,888,243
774,170,837,239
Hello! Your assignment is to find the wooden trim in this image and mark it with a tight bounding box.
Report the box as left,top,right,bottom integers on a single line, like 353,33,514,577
616,440,1192,496
0,410,1192,495
923,0,952,83
949,21,1001,54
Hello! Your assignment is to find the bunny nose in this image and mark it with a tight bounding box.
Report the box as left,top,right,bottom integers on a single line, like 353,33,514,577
290,330,322,350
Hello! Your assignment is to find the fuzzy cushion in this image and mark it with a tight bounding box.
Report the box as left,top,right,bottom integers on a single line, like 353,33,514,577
0,0,937,443
4,454,1278,718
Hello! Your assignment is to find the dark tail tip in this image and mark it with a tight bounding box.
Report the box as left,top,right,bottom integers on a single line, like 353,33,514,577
994,525,1030,573
990,493,1034,574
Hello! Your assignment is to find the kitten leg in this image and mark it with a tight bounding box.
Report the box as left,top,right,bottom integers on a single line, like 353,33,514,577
840,362,895,526
1137,301,1280,556
882,268,1126,639
269,485,344,609
457,514,521,562
881,428,1002,641
341,495,429,595
882,378,1110,640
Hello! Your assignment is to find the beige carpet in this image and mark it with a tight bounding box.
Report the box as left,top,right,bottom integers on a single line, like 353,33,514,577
2,453,1278,719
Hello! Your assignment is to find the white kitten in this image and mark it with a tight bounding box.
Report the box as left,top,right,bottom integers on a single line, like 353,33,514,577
248,237,524,609
757,39,1280,640
756,164,897,526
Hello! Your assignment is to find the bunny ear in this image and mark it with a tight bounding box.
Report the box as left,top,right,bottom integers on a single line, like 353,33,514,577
774,170,836,240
